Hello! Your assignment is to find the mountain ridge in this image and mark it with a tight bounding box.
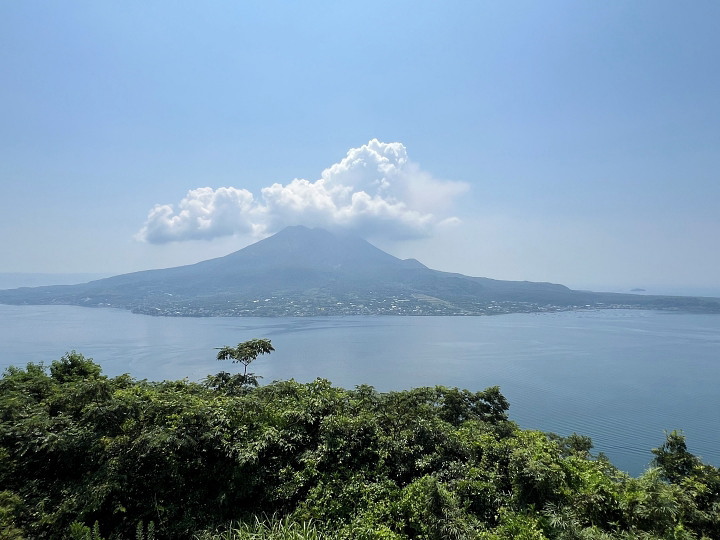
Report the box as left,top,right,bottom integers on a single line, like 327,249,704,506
1,226,719,316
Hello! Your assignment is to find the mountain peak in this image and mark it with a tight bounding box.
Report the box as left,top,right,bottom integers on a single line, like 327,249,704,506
220,226,404,272
3,226,715,317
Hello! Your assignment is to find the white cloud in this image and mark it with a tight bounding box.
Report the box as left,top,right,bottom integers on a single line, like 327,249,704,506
136,139,469,244
136,187,259,243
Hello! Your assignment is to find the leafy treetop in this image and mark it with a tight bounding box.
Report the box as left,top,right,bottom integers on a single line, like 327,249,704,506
212,338,274,390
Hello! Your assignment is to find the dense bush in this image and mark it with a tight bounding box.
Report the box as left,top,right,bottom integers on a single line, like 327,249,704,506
1,350,718,539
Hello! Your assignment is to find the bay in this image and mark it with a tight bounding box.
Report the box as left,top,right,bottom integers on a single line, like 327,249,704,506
1,304,718,476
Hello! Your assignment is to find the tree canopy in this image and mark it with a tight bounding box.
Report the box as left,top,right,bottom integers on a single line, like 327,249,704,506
212,338,274,390
1,349,718,539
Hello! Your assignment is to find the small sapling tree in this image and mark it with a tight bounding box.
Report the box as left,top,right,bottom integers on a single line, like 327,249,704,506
206,338,275,394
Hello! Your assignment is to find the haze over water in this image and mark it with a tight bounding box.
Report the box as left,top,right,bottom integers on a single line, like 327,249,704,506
2,303,718,477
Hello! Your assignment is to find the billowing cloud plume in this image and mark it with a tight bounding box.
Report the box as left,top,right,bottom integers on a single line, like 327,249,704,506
136,139,468,244
137,187,261,244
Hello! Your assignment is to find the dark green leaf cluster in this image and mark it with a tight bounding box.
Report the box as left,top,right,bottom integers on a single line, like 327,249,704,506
1,351,719,539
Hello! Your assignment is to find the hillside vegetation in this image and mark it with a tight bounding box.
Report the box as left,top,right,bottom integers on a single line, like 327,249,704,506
1,346,719,539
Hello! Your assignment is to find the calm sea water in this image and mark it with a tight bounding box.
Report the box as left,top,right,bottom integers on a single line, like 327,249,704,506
1,304,718,476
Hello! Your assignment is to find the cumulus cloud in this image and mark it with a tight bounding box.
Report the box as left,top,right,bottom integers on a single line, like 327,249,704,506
137,187,261,244
136,139,468,244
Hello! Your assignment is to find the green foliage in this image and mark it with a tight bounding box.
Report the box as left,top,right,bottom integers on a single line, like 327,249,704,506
202,371,254,395
2,349,720,539
195,515,324,539
652,431,700,483
0,491,24,539
50,351,102,383
549,431,595,458
67,520,104,540
480,508,548,539
216,339,274,368
136,520,156,540
213,338,275,389
398,475,478,539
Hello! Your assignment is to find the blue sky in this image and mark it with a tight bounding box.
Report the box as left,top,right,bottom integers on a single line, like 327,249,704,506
2,1,719,294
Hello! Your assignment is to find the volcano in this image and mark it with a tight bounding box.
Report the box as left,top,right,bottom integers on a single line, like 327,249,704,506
1,226,718,316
